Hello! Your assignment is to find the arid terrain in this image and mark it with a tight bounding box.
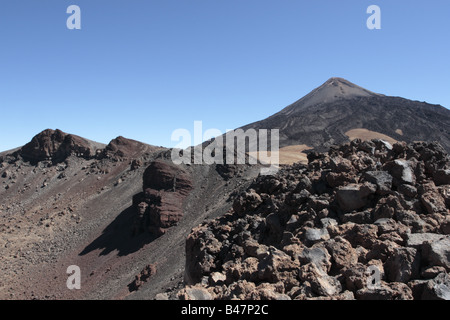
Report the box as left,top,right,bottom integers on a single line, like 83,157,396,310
0,78,449,300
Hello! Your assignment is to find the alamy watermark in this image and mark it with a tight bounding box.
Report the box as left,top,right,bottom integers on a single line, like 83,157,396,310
366,265,382,289
171,121,280,175
367,5,381,30
66,265,81,290
66,5,381,31
66,5,81,30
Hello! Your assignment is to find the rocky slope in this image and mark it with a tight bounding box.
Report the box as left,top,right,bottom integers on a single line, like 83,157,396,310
179,139,450,300
0,129,260,299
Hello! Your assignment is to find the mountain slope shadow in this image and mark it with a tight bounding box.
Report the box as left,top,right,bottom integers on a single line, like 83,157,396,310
79,205,157,257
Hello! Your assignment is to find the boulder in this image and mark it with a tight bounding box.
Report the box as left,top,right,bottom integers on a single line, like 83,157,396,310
257,247,300,283
422,273,450,300
406,233,446,249
384,159,416,186
356,282,413,300
421,191,447,214
134,160,193,237
178,286,213,300
398,184,418,198
442,216,450,235
298,263,342,297
384,247,421,282
363,171,393,195
250,283,292,300
233,189,263,216
324,236,358,270
298,246,332,272
433,169,450,186
303,227,330,245
336,183,376,212
422,236,450,271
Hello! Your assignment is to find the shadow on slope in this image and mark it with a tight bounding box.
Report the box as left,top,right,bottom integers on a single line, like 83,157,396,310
79,205,156,257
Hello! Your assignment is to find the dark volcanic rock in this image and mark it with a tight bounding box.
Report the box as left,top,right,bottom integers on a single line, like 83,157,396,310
422,236,450,272
179,139,450,300
336,183,376,212
129,264,157,292
363,171,393,195
384,247,421,283
421,273,450,300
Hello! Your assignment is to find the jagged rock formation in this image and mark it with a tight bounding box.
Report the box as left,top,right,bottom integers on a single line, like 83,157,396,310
181,139,450,300
132,160,194,236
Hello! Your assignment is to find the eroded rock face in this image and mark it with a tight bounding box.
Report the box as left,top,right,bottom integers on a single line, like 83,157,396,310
180,139,450,300
133,160,193,236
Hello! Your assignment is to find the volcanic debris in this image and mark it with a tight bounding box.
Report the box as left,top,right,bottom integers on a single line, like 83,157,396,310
179,139,450,300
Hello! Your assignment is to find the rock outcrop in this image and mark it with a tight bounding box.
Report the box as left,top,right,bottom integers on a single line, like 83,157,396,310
99,136,159,160
18,129,101,164
132,160,193,237
181,139,450,300
11,130,160,166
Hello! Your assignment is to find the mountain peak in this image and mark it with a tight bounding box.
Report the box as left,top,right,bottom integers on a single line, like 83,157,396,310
279,77,380,116
324,77,350,84
312,77,379,101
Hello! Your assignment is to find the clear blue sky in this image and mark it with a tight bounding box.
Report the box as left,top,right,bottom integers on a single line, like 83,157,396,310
0,0,449,152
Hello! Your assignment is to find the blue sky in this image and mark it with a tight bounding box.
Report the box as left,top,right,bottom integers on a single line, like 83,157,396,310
0,0,449,151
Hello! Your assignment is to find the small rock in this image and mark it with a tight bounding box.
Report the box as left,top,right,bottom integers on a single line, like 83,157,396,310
356,282,413,300
298,263,342,297
324,236,358,270
421,266,447,279
384,247,421,282
178,286,213,300
363,171,393,195
209,272,226,285
320,218,338,228
398,184,418,198
406,233,445,249
422,236,450,271
385,159,415,186
304,228,330,245
154,293,169,300
421,191,447,214
433,169,450,186
337,183,376,212
422,273,450,300
298,246,332,272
